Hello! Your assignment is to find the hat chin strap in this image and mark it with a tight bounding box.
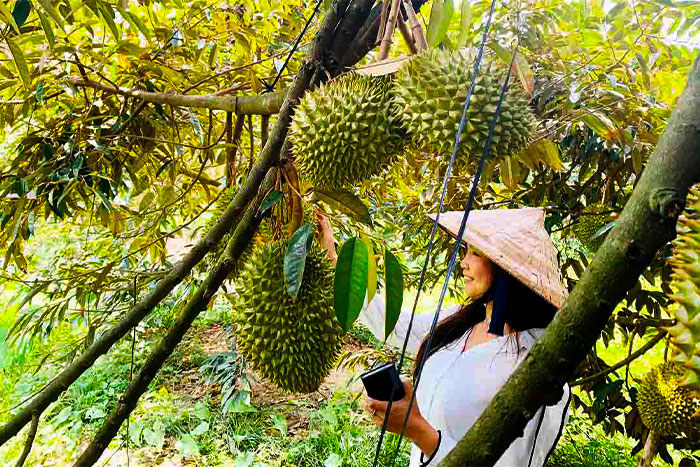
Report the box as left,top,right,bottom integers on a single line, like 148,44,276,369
487,269,512,336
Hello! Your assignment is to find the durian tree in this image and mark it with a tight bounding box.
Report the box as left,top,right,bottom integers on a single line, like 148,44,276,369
0,0,699,465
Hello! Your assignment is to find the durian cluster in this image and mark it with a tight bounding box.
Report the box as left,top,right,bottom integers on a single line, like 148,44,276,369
666,186,700,390
289,50,537,189
233,239,344,393
637,362,700,437
571,203,610,252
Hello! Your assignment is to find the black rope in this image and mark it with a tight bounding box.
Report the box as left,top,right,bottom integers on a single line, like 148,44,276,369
369,0,500,464
389,43,520,467
260,0,324,93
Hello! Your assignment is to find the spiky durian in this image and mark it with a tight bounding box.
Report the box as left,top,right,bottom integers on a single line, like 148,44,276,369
571,203,612,252
637,362,700,437
289,73,404,189
233,239,343,393
665,186,700,390
392,49,536,169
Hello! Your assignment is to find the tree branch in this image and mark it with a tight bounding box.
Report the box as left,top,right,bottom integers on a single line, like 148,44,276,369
73,169,277,466
225,113,245,187
439,55,700,466
570,331,666,387
67,78,286,115
14,412,39,467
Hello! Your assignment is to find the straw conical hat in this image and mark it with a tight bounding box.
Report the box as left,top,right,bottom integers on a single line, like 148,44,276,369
428,208,568,308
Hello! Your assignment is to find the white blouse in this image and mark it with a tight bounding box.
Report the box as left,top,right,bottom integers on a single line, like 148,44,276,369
359,296,570,467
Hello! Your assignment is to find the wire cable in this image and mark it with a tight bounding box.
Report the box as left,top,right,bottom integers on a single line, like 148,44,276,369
369,0,501,464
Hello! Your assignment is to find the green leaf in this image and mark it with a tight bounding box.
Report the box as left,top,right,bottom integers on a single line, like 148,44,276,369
177,433,199,457
191,421,209,436
98,1,120,39
190,113,204,145
313,188,371,226
124,10,151,39
11,0,30,28
258,189,282,215
426,0,454,47
334,237,369,332
36,10,55,49
143,421,165,448
518,139,563,171
35,0,65,27
235,453,254,467
284,224,314,299
6,37,30,89
0,1,20,33
591,220,619,240
384,250,403,339
360,234,377,305
456,0,471,47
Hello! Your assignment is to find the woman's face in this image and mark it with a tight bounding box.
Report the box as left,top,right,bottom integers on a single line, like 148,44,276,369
460,247,494,299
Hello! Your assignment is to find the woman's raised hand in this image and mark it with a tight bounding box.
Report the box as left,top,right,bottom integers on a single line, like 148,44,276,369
315,211,337,263
362,379,440,457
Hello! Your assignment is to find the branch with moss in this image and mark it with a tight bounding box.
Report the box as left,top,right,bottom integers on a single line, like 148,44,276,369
439,55,700,466
67,78,287,115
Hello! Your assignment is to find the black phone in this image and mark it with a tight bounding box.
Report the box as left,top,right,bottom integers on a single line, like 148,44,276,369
360,362,406,401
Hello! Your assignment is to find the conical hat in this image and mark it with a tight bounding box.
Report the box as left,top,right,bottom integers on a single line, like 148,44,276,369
428,208,568,308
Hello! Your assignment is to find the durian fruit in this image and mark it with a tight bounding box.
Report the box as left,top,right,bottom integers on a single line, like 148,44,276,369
571,203,611,252
233,239,343,393
392,49,536,169
637,362,700,437
289,73,404,189
665,186,700,390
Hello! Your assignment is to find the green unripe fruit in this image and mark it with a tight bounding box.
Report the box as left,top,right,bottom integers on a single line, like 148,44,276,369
233,239,344,393
392,49,536,170
290,73,404,189
637,362,700,437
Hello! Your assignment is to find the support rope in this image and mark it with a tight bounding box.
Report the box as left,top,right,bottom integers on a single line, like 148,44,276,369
369,0,501,463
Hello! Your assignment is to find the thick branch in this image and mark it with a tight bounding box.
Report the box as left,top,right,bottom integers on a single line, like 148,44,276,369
638,431,661,467
69,1,352,462
0,0,358,449
73,169,276,466
67,78,286,115
439,55,700,466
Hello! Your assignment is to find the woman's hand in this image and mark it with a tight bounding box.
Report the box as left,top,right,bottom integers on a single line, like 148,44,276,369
315,211,337,263
363,379,440,457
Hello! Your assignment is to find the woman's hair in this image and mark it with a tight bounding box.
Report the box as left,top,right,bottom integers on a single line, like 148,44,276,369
413,262,557,380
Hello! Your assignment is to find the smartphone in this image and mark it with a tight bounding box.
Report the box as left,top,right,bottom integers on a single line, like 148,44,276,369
360,362,406,401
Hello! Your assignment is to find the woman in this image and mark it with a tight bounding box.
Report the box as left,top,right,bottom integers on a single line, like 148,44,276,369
319,208,571,466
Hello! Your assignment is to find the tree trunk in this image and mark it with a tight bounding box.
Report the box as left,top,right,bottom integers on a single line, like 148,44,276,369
638,431,661,467
438,54,700,466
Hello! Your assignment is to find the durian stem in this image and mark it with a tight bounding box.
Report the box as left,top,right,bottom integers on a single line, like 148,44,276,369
377,0,401,60
283,162,304,235
397,14,418,54
402,0,427,51
638,431,661,467
437,55,700,467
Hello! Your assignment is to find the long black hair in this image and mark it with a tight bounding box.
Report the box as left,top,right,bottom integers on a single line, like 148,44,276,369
413,263,557,379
